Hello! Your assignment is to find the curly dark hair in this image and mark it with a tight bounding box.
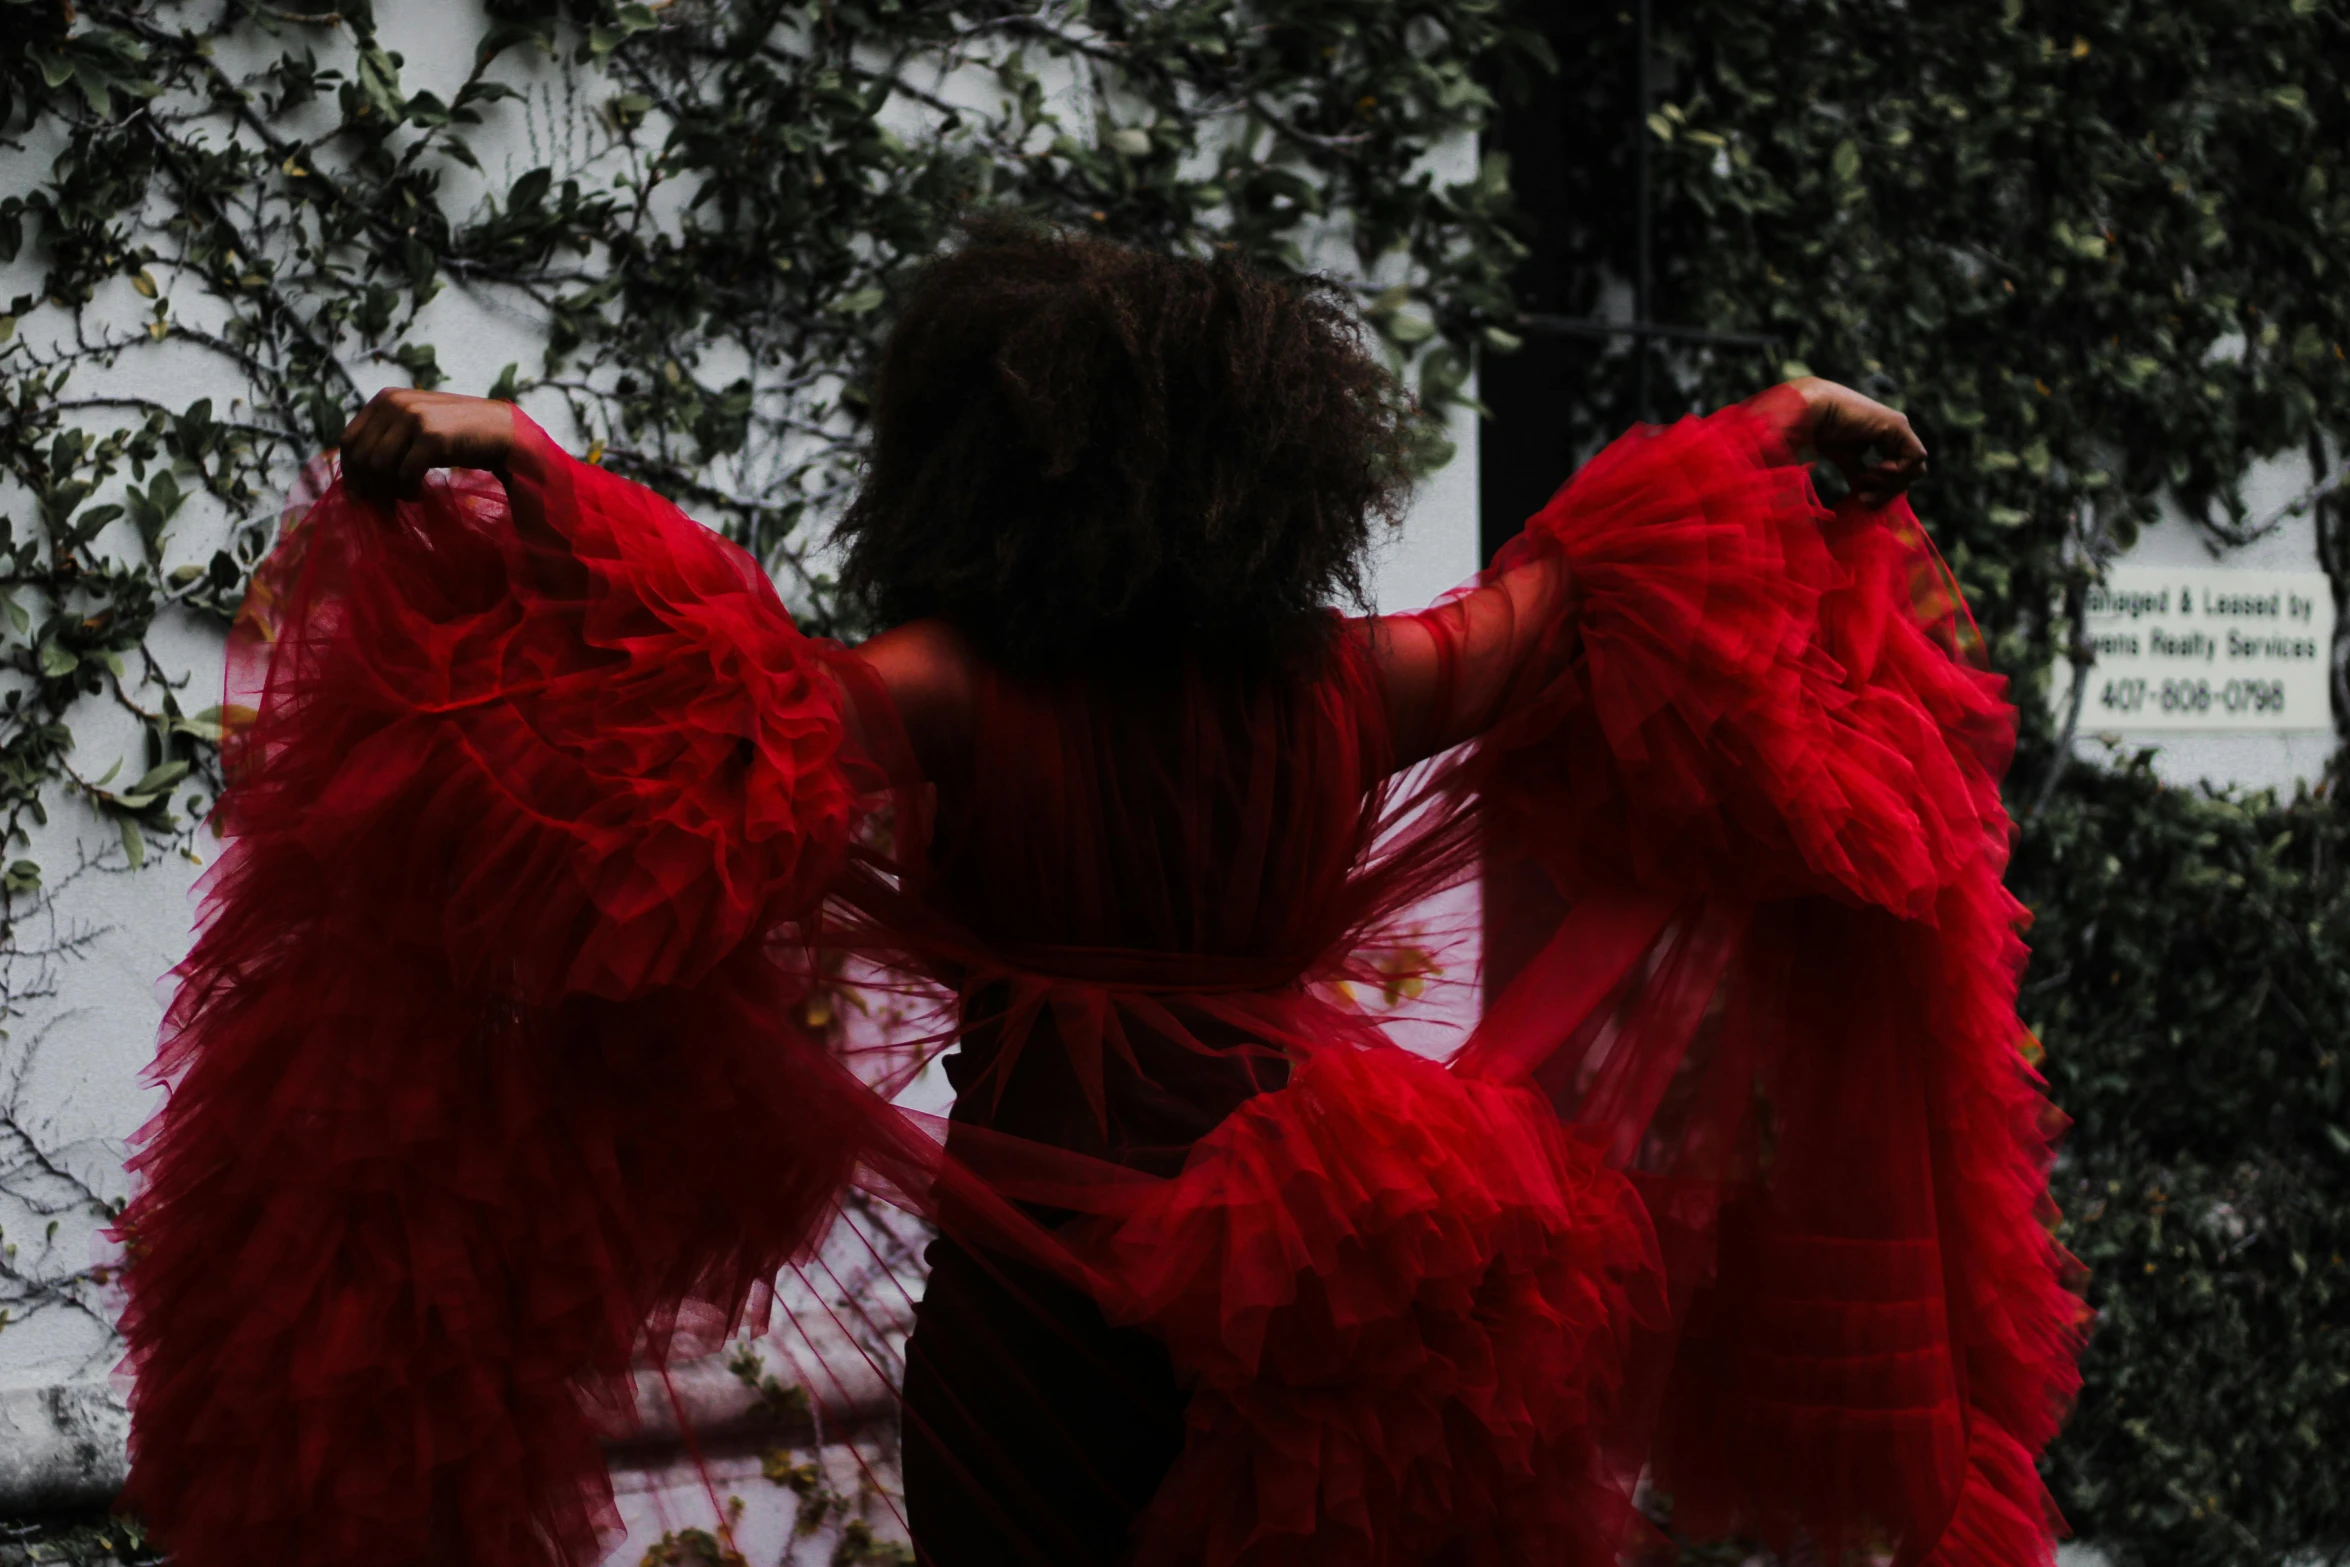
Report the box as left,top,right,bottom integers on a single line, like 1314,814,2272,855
834,222,1415,677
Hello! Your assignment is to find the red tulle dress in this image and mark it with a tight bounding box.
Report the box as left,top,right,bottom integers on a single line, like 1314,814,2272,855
114,392,2086,1567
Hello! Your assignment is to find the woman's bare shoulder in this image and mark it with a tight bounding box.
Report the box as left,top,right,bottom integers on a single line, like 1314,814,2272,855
850,617,981,778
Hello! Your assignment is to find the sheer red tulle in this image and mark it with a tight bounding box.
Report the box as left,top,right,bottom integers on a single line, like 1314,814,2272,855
1099,1043,1664,1567
117,394,2082,1567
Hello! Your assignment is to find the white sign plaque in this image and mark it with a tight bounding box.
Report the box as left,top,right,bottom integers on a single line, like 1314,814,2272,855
2056,565,2335,733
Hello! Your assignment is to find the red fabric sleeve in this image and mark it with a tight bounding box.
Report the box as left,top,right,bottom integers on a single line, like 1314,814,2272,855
1413,395,2086,1567
115,415,898,1567
1432,388,2001,914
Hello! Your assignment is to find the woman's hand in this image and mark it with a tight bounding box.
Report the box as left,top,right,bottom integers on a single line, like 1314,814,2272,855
1779,376,1928,505
337,389,516,503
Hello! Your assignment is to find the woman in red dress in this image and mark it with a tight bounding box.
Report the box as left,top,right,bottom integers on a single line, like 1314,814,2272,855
114,226,2080,1567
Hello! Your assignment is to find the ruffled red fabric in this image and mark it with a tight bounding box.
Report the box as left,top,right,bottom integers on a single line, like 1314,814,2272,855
1455,395,1999,916
116,392,2083,1567
116,416,900,1567
1094,1043,1662,1567
1430,394,2084,1564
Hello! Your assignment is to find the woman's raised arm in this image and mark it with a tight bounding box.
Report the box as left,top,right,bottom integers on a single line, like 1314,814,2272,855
1365,553,1571,770
336,388,976,783
1367,378,1927,771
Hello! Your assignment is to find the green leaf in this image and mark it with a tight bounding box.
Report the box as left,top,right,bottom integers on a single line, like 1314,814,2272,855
173,708,225,744
307,386,345,449
393,342,445,390
356,43,405,122
74,502,123,540
119,817,144,870
131,760,191,797
38,643,77,678
827,287,886,316
71,60,116,120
